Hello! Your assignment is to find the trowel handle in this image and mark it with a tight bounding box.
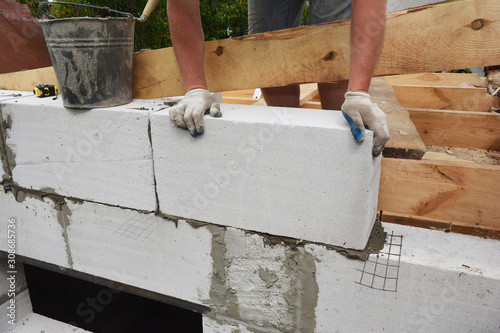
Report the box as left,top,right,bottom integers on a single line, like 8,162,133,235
139,0,160,22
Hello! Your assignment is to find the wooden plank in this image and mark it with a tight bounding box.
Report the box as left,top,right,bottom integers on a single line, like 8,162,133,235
381,211,500,240
0,0,499,98
392,86,500,111
378,158,500,228
369,78,426,159
223,89,259,105
223,96,258,105
0,66,57,92
408,108,500,150
298,83,319,106
301,101,321,109
422,151,474,163
384,73,488,87
223,89,256,99
251,83,318,106
223,84,318,106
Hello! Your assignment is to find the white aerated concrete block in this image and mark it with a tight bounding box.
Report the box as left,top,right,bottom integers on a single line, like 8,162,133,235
65,201,214,305
203,223,500,332
0,91,32,102
0,190,69,267
0,93,160,211
151,104,381,249
0,260,27,297
310,223,500,333
203,315,256,333
8,313,92,333
0,290,33,332
0,259,31,332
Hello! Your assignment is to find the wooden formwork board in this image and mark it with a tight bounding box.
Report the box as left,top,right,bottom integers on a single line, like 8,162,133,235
378,158,500,232
391,86,499,112
408,109,500,150
380,72,500,239
384,73,488,87
379,211,500,240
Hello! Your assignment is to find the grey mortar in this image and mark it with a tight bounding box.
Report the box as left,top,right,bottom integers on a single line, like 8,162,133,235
0,105,15,179
282,246,319,333
258,267,279,288
2,180,80,268
255,219,387,260
147,117,161,215
207,224,240,319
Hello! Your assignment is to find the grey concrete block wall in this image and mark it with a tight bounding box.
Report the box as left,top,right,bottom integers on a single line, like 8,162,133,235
1,91,499,332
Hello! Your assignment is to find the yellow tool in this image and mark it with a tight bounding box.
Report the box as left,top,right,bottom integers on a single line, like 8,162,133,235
33,84,58,98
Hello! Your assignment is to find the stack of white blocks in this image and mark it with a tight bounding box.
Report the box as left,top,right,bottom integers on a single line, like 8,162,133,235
1,92,499,332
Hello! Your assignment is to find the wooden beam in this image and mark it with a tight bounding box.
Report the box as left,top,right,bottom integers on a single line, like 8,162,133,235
223,84,318,106
0,0,498,98
378,158,500,228
301,101,321,109
384,73,488,88
251,83,318,106
369,78,426,159
391,86,500,111
0,66,56,93
297,83,319,106
381,211,500,240
223,89,259,105
408,108,500,150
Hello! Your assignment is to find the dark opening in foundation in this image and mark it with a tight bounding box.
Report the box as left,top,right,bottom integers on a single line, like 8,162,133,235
24,264,203,332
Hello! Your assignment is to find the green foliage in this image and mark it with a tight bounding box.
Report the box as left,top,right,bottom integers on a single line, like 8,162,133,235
301,1,310,25
15,0,44,18
200,0,248,40
450,68,472,74
16,0,250,51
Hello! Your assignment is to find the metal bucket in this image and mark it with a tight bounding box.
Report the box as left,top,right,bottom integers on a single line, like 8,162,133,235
39,3,135,108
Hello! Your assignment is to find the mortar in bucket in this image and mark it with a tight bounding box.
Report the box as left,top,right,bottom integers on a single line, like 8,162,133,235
39,1,159,109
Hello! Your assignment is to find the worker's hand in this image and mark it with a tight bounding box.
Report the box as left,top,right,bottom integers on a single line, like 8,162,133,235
169,89,221,136
341,92,390,157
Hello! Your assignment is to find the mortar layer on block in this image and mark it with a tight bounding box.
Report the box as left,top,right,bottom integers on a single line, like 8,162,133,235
205,226,319,332
0,105,15,180
151,104,382,250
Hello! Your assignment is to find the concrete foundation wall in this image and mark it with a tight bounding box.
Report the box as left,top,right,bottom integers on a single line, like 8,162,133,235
1,92,499,332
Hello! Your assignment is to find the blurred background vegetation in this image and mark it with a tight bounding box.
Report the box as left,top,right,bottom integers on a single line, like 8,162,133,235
16,0,310,51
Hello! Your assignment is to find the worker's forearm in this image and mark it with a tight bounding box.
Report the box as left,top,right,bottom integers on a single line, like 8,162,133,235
348,0,387,93
167,0,207,93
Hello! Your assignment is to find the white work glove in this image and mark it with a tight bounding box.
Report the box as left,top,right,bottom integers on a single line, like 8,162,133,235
169,89,221,136
341,92,390,157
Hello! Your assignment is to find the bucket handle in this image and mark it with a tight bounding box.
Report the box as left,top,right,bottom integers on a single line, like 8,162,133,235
39,2,135,20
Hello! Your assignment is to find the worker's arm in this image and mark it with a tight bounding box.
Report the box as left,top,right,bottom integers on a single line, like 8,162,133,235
167,0,221,137
341,0,390,156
